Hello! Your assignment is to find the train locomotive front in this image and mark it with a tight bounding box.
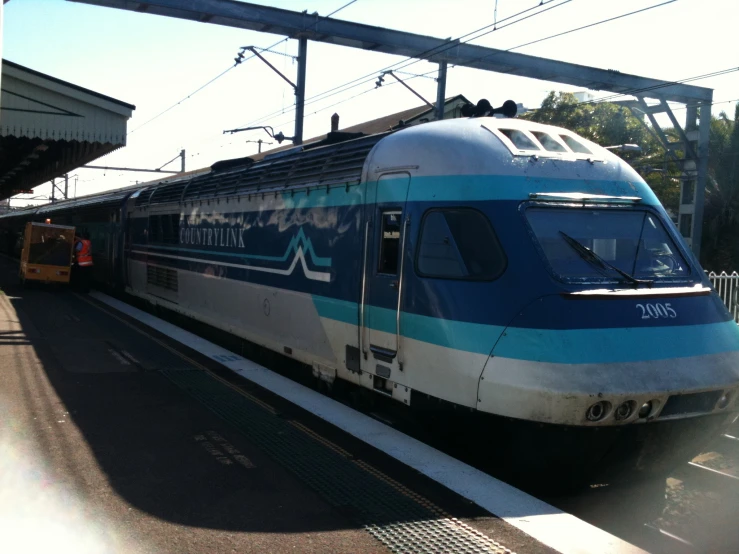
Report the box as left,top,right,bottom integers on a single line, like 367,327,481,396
380,118,739,484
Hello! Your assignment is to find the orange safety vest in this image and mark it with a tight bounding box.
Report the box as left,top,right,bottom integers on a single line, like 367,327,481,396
75,239,93,267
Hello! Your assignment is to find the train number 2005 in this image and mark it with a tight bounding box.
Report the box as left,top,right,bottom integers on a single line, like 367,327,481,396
636,303,677,319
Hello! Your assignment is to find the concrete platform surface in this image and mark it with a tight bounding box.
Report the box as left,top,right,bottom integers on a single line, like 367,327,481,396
0,257,561,554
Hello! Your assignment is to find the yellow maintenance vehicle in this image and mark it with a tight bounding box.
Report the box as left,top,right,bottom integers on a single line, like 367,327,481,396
19,222,75,285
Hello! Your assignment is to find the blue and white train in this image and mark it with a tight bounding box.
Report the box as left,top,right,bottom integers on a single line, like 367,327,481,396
3,115,738,484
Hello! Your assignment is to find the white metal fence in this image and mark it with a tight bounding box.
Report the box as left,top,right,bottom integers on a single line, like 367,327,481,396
708,272,739,322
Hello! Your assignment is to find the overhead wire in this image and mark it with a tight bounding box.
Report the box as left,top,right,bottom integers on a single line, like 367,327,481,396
240,0,572,129
337,0,677,115
368,0,681,124
204,68,438,157
585,66,739,107
253,68,436,129
384,0,677,81
502,0,676,55
355,0,576,80
130,0,690,167
127,37,289,136
128,66,234,135
327,0,358,18
244,0,679,131
262,68,440,133
126,0,361,137
243,0,571,127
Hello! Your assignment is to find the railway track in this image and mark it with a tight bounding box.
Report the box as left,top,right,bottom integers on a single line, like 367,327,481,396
676,459,739,493
640,523,694,554
639,420,739,553
714,431,739,458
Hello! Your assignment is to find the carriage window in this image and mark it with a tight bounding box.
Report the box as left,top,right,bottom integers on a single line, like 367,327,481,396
559,135,592,154
378,211,402,274
416,209,506,280
161,214,180,244
532,132,567,152
499,129,540,150
148,215,162,243
149,214,180,244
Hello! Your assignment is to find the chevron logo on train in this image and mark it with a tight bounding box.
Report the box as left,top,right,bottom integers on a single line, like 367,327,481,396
239,226,332,282
172,223,332,283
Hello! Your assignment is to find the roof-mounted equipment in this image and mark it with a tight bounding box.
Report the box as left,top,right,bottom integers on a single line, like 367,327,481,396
461,99,518,118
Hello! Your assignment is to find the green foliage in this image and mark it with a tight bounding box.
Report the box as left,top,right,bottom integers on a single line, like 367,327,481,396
525,92,652,147
702,104,739,271
523,92,680,210
525,92,739,270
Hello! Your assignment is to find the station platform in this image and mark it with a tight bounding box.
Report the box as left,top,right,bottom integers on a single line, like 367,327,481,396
0,255,640,554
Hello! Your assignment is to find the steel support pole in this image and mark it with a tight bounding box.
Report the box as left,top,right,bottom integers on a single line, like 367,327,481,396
294,36,307,145
435,61,447,121
180,149,186,172
693,102,711,261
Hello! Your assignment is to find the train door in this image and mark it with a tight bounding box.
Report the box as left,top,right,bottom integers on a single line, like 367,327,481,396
362,173,411,393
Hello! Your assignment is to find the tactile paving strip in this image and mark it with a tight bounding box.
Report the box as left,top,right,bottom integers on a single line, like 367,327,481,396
163,369,514,554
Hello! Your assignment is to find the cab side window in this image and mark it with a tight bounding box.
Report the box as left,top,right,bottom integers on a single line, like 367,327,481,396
416,209,506,280
378,210,402,275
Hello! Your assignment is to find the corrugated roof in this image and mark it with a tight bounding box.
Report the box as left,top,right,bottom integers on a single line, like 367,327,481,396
2,60,136,111
0,60,135,201
1,60,135,143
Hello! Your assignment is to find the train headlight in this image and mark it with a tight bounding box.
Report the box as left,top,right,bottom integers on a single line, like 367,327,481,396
638,401,653,419
717,392,732,410
614,401,635,421
586,401,610,422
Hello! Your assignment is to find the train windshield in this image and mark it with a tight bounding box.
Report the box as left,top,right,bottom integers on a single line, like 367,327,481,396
526,207,692,282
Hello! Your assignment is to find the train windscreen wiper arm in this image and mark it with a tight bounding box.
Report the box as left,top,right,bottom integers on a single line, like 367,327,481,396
559,231,653,288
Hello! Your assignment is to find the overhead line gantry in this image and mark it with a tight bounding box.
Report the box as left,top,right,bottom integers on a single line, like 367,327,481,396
68,0,712,259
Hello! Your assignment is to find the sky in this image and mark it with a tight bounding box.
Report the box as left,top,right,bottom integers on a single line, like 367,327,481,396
3,0,739,204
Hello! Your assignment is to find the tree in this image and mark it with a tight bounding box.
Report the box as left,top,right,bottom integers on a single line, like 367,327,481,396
522,92,678,209
524,93,739,269
702,104,739,270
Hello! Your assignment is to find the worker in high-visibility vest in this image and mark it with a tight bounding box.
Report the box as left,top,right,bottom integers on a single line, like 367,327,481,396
72,232,93,292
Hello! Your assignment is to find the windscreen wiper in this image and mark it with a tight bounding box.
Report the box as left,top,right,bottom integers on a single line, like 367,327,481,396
559,231,653,288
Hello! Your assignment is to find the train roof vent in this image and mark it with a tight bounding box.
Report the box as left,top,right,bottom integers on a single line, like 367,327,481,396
184,171,239,200
178,133,384,202
149,181,190,205
134,188,155,206
233,134,382,194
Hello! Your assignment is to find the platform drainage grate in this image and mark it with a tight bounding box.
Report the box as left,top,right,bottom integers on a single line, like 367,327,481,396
162,369,514,554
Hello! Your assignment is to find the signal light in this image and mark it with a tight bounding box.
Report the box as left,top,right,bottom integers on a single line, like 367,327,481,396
638,401,653,418
717,392,732,410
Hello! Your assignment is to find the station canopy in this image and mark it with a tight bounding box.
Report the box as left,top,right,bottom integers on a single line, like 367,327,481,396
0,60,135,201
